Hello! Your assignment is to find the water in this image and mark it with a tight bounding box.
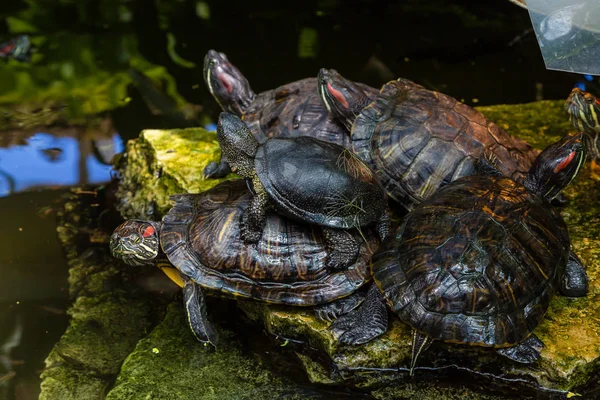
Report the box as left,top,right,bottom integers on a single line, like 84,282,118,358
0,0,596,398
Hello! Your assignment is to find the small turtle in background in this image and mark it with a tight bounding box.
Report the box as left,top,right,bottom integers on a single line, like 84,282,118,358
110,179,379,346
216,112,390,271
202,50,378,178
317,68,542,211
565,87,600,180
330,132,588,375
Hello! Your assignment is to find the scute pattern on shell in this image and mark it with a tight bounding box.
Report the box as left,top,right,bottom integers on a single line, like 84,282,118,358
160,180,376,305
351,78,539,209
243,77,379,146
372,175,569,347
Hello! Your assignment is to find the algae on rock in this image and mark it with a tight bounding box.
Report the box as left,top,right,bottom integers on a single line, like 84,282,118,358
106,304,323,400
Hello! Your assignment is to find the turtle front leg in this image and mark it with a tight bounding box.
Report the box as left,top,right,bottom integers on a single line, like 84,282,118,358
328,284,388,345
323,227,359,270
182,276,219,347
496,334,543,364
560,251,589,297
241,177,270,243
203,154,232,179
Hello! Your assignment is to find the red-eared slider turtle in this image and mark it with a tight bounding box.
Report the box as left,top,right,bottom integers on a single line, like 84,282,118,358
329,133,589,374
202,50,378,178
317,69,541,211
110,179,378,345
216,112,389,270
565,87,600,180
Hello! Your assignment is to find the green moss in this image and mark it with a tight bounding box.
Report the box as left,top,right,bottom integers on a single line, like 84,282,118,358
372,384,507,400
39,369,109,400
475,100,571,150
43,294,155,376
106,303,317,400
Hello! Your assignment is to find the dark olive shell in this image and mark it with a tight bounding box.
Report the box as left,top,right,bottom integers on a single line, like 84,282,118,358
243,77,379,146
351,78,539,210
255,137,387,229
372,175,569,346
160,179,377,305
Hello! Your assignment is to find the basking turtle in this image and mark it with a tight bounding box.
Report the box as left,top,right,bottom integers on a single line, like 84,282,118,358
565,87,600,180
317,69,541,211
110,179,378,345
329,132,589,374
216,112,389,270
202,50,378,178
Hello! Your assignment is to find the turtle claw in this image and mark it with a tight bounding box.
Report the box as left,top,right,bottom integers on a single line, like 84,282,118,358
315,307,337,323
203,159,232,179
315,292,365,322
496,334,543,364
328,284,388,345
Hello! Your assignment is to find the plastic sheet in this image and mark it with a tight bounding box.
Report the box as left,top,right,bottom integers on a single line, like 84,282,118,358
525,0,600,75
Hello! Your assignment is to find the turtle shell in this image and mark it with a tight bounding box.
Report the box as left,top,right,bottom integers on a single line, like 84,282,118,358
255,136,387,229
372,174,569,347
160,179,377,305
243,77,379,147
351,78,539,210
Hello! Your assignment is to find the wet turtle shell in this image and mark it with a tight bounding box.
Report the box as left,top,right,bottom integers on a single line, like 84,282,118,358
244,77,378,146
255,136,387,229
351,78,539,209
160,179,377,304
372,174,569,347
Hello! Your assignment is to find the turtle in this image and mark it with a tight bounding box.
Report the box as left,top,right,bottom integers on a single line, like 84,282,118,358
109,179,379,346
564,86,600,180
216,112,390,270
317,68,544,211
202,49,379,179
328,132,589,375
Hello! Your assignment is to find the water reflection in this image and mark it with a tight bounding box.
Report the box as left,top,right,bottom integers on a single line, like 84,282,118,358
0,131,123,197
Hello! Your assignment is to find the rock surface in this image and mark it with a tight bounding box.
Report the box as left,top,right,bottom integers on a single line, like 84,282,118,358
44,100,600,399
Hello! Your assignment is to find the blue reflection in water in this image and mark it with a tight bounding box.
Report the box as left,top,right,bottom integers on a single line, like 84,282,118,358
0,132,124,197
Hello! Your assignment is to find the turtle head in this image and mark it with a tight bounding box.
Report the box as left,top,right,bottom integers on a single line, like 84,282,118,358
203,50,255,115
110,220,161,266
524,132,586,201
317,68,372,130
216,112,258,178
564,87,600,135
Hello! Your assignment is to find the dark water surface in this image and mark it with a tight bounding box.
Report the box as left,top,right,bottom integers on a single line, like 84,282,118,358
0,0,597,398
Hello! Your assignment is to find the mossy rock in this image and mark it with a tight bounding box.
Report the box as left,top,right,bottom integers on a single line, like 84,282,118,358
40,188,168,400
114,128,234,220
105,303,325,400
109,100,599,398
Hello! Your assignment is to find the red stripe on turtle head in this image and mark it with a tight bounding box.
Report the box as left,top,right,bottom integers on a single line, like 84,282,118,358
0,43,15,54
142,225,155,237
218,72,233,93
553,151,576,173
327,82,349,109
